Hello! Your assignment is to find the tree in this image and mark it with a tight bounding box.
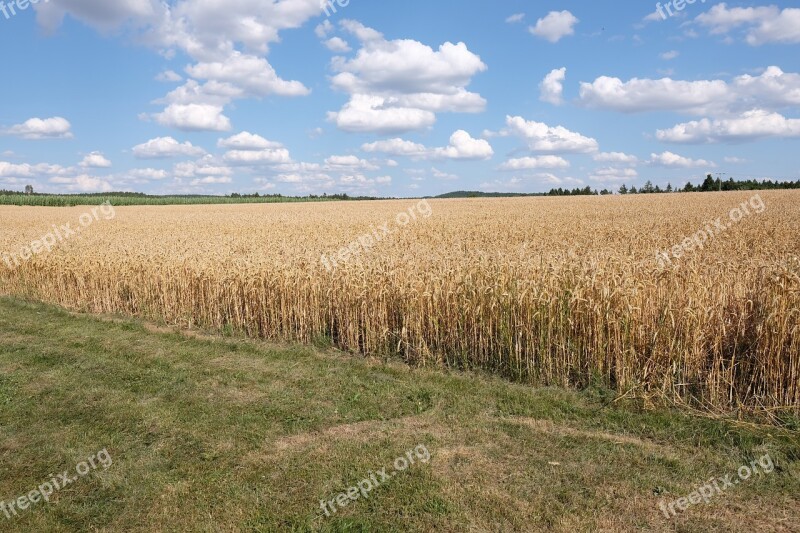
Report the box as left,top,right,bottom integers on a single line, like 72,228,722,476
630,186,638,194
700,174,716,192
666,183,673,193
618,184,628,195
24,185,34,195
642,180,655,194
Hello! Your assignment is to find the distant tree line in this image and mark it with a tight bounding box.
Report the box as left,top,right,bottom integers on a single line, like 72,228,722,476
546,186,614,196
617,175,800,195
544,175,799,196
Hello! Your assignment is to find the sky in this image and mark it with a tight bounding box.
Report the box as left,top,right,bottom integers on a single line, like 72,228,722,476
0,0,798,197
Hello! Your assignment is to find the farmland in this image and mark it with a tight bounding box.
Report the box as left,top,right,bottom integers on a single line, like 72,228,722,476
1,192,798,415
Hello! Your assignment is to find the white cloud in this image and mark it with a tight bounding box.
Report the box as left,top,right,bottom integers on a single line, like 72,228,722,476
540,67,567,105
34,1,322,133
223,149,291,165
362,130,493,160
175,156,233,181
156,70,182,82
324,155,380,171
499,156,570,171
186,52,310,98
431,167,458,180
190,176,232,186
328,20,487,133
589,167,638,182
324,37,351,52
128,168,169,180
578,66,800,117
133,137,206,159
724,156,749,164
362,138,429,157
656,109,800,143
506,13,525,24
431,130,493,160
732,66,800,109
50,174,113,192
648,151,716,168
502,115,599,154
217,132,283,150
579,76,729,114
328,94,436,134
695,4,800,45
593,152,639,164
5,117,73,140
660,50,680,60
315,20,334,39
529,11,579,43
80,151,112,168
0,161,68,179
154,104,232,132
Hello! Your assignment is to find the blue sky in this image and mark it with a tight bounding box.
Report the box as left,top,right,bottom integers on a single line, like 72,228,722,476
0,0,798,196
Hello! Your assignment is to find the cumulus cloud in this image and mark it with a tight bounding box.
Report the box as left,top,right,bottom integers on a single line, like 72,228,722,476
127,168,169,180
578,66,800,116
50,174,113,192
329,95,436,134
656,109,800,143
0,161,70,180
593,152,639,164
324,37,351,52
362,138,429,157
327,20,487,133
499,156,570,171
323,155,379,171
579,76,729,114
154,104,232,132
33,0,322,132
694,4,800,45
362,130,493,160
529,11,579,43
5,117,73,140
174,156,232,180
80,152,112,168
540,67,567,105
223,148,291,165
133,137,206,159
589,167,638,183
217,132,283,150
501,115,599,154
648,151,716,168
156,70,182,82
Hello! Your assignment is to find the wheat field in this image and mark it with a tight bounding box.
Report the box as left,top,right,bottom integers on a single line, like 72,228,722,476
1,192,798,413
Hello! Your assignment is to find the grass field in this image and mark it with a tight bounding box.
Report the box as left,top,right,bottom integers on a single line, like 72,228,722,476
1,297,798,532
1,193,798,414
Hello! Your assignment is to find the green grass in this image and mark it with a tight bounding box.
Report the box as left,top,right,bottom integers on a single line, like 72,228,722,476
0,194,376,207
0,297,797,531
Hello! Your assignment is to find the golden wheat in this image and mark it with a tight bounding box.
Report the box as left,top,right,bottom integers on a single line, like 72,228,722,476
1,192,798,412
